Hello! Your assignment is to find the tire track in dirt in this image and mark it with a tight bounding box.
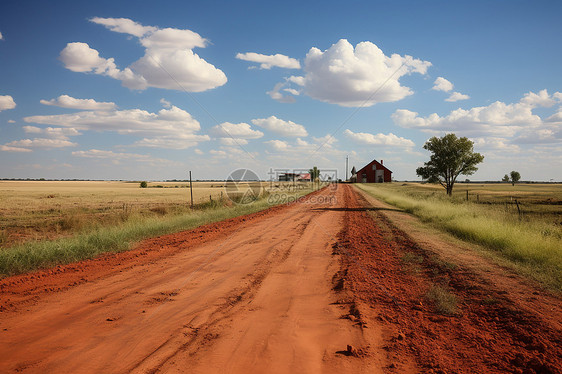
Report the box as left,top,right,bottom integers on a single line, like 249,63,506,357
0,185,390,373
336,185,562,373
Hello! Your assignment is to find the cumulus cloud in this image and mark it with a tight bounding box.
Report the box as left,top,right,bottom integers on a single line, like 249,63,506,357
267,82,296,103
4,138,77,149
0,145,32,152
287,76,305,86
265,139,290,151
344,129,415,147
219,138,248,146
8,120,15,123
0,32,3,40
89,17,156,37
60,18,226,92
520,89,557,107
300,39,431,107
24,103,208,149
251,116,308,137
392,89,562,143
23,126,80,138
0,95,16,111
209,122,264,140
160,98,171,108
431,76,469,102
236,52,301,69
59,42,146,89
40,95,117,110
432,77,453,92
446,92,470,102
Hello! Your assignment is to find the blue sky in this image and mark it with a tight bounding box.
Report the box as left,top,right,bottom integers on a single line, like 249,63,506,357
1,0,561,181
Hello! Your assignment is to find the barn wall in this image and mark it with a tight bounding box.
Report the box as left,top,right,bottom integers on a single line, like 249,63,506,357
356,160,392,183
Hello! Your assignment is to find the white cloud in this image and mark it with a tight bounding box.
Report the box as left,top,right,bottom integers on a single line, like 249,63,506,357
431,77,469,102
59,42,146,89
301,39,431,107
209,149,228,157
209,122,264,140
61,18,226,92
269,83,296,103
546,110,562,123
267,82,296,103
236,52,301,69
0,95,16,111
473,137,520,152
312,134,338,148
287,76,305,86
40,95,117,110
89,17,156,37
283,88,300,96
432,77,454,92
160,98,171,108
446,92,470,102
344,129,415,147
0,32,3,40
251,116,308,137
219,138,249,146
392,89,562,143
4,138,77,149
265,139,290,151
0,145,32,152
8,120,15,123
520,89,556,107
194,149,203,155
24,104,208,149
132,135,209,149
22,126,80,138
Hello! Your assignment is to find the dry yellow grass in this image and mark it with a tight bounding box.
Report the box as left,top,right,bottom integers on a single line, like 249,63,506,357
0,180,314,247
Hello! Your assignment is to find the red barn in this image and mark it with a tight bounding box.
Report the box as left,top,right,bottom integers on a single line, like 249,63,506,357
355,159,392,183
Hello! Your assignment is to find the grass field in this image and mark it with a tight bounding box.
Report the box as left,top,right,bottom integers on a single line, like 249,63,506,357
0,180,315,247
356,182,562,292
0,180,320,277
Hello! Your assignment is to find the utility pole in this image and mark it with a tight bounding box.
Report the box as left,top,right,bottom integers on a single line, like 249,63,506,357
189,171,194,208
345,155,349,181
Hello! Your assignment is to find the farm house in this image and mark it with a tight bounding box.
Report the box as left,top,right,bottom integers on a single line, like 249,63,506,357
353,159,392,183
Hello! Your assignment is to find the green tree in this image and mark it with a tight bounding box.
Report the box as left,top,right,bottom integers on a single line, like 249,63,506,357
309,166,320,182
140,181,148,188
510,171,521,186
416,134,484,196
502,174,510,182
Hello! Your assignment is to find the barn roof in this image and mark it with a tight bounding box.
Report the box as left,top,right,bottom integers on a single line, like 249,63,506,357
357,159,392,173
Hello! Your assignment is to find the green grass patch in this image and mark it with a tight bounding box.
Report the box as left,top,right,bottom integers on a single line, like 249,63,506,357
356,183,562,292
0,188,313,278
426,284,460,315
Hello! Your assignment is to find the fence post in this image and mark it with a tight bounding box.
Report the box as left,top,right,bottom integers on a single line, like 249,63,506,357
189,171,194,208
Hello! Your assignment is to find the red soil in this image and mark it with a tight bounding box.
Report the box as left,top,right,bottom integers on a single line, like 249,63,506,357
0,184,560,373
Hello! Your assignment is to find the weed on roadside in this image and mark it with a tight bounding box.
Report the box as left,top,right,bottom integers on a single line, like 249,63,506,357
426,284,460,316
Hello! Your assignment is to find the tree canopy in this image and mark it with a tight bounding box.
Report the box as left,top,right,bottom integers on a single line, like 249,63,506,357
416,134,484,196
309,166,320,182
510,171,521,186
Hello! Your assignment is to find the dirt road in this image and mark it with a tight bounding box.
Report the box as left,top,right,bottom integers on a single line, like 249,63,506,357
0,185,560,373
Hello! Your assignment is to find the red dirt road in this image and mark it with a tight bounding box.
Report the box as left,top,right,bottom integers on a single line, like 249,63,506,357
0,185,561,373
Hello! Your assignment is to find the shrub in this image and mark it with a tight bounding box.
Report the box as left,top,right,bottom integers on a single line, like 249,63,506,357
140,181,148,188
